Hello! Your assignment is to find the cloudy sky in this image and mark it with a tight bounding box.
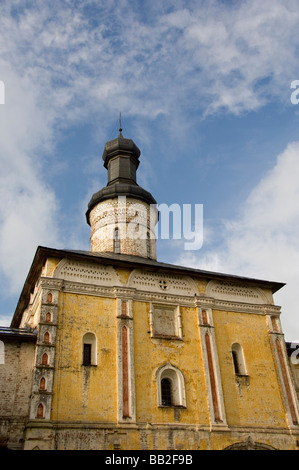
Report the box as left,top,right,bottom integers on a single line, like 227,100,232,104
1,0,299,341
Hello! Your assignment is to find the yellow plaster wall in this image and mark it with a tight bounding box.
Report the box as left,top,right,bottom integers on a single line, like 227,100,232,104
133,302,210,426
195,279,207,294
47,278,293,449
213,309,287,428
50,292,289,430
51,292,117,422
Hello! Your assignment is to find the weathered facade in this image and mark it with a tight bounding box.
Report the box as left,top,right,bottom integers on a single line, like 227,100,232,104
0,130,299,450
0,328,36,449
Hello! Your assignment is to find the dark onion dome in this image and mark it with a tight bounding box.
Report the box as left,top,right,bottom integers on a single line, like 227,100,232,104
86,129,157,226
102,129,141,171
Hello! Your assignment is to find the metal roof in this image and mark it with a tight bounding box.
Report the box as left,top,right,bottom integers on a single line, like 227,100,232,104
0,326,37,341
10,245,286,328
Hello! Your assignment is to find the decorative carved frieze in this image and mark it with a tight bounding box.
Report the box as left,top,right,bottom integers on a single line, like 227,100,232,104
54,259,121,287
206,280,272,305
41,261,278,318
127,269,198,296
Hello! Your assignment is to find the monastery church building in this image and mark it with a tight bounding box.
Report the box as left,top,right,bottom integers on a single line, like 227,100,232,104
0,128,299,450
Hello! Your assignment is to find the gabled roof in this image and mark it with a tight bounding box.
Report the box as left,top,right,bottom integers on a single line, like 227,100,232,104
10,245,285,328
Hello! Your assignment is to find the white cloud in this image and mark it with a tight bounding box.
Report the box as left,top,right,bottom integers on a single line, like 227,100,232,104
164,0,299,115
224,142,299,341
0,315,10,327
1,0,299,326
175,141,299,341
0,65,60,295
1,0,299,124
224,142,299,277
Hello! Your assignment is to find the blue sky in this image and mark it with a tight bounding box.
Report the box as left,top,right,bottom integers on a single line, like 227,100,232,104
1,0,299,341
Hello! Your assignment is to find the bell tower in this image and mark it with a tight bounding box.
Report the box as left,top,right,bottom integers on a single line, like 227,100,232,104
86,127,158,259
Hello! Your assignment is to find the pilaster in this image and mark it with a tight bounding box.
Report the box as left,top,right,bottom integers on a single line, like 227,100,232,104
197,302,227,428
116,297,136,423
267,312,299,427
28,281,61,421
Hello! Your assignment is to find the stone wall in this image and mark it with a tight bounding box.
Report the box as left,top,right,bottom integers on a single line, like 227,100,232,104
0,339,35,449
4,253,298,450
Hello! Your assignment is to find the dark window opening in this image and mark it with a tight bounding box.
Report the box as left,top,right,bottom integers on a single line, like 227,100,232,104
83,343,92,366
232,350,240,374
161,378,172,406
114,228,120,254
146,232,151,257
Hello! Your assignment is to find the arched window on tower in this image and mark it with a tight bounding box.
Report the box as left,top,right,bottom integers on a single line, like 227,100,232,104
146,232,151,258
231,343,247,376
114,228,120,254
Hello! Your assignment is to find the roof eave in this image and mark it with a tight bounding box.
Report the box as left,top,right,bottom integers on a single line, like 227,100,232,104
10,245,286,328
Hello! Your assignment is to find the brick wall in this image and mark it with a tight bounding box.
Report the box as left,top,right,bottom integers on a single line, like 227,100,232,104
89,197,157,259
0,340,35,449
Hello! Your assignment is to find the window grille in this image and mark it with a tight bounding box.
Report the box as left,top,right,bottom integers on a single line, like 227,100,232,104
161,378,172,406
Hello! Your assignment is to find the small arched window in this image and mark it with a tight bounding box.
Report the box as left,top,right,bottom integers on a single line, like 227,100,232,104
37,403,44,418
146,232,151,258
47,292,53,303
161,378,172,406
231,343,247,376
44,332,50,343
46,312,51,322
82,332,97,366
114,228,120,254
39,377,46,390
42,353,48,366
156,364,186,408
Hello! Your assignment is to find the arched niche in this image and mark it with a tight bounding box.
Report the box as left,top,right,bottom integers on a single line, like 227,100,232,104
224,436,276,450
155,363,186,408
206,280,272,305
54,258,121,287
